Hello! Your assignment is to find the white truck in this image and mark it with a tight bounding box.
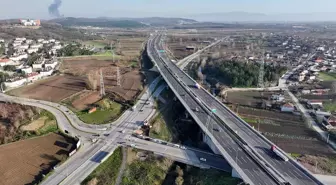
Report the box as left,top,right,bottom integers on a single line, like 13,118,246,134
271,145,289,162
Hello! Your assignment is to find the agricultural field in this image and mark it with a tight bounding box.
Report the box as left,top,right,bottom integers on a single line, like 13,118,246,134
226,91,278,107
66,90,101,111
0,133,75,185
167,34,215,59
226,91,335,156
8,75,85,102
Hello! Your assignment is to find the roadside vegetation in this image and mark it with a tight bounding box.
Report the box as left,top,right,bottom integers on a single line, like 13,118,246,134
149,113,173,142
57,43,94,57
319,72,336,81
77,98,123,124
82,147,122,185
324,101,336,112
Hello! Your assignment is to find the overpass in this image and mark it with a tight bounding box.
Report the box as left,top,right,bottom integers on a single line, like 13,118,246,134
147,32,324,185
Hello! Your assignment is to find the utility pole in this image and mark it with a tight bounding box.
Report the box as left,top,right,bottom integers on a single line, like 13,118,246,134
100,68,105,97
116,67,121,87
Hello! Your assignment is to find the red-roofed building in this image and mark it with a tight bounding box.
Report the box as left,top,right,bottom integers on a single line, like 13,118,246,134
281,103,295,112
0,59,14,67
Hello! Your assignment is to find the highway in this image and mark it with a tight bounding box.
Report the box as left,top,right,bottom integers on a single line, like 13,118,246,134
148,33,324,185
148,33,279,185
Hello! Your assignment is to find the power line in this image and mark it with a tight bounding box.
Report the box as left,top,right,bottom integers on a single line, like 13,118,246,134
100,68,106,97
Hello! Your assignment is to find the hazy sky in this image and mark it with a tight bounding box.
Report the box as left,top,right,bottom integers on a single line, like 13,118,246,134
1,0,336,19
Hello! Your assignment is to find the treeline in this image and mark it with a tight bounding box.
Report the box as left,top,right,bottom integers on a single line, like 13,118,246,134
204,60,287,87
57,44,94,57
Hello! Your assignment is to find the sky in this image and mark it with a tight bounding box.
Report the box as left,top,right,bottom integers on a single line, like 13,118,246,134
1,0,336,19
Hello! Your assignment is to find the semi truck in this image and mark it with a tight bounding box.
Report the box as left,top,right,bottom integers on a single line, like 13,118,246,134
271,145,289,162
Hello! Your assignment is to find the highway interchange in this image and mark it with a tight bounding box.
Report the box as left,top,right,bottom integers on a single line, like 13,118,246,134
0,33,330,185
148,32,324,185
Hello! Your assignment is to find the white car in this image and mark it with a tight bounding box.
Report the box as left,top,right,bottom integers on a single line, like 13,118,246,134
200,158,206,162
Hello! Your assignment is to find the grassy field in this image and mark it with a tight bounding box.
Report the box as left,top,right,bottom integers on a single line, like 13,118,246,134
324,102,336,112
182,167,241,185
149,113,173,142
319,72,336,81
82,40,108,48
78,99,122,124
82,147,122,185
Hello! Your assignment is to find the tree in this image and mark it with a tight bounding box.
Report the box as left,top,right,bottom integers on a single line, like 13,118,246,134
175,176,184,185
3,65,17,71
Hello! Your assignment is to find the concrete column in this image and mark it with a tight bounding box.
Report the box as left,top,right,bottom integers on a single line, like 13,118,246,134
202,132,221,155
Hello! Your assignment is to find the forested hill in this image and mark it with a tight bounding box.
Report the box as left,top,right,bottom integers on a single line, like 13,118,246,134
49,17,146,28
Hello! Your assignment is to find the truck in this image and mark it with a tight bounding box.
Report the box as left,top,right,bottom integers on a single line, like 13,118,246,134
271,145,289,162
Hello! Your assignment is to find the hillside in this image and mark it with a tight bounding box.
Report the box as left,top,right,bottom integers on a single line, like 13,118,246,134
49,17,146,28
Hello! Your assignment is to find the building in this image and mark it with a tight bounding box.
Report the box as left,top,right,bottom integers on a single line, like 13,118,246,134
44,59,58,69
271,94,285,102
37,39,44,43
40,67,53,77
27,48,39,54
0,59,15,67
4,77,26,88
26,72,41,82
324,115,336,127
0,39,4,43
20,19,41,26
281,103,295,112
10,53,28,61
21,66,32,74
30,43,43,49
308,100,323,107
25,39,34,44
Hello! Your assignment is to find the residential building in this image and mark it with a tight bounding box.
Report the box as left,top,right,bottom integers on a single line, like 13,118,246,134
0,59,15,66
281,103,295,112
26,72,41,82
30,43,43,49
308,100,323,107
44,59,58,69
27,48,39,54
324,115,336,127
37,39,44,43
271,94,285,102
10,53,28,61
4,77,26,88
40,67,53,77
21,66,32,74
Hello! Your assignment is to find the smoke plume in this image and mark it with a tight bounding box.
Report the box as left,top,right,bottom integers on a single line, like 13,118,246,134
48,0,62,18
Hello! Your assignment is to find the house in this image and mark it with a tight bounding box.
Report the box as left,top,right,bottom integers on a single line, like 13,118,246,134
186,46,196,51
4,77,26,88
308,100,323,107
271,94,285,102
49,39,56,43
21,66,32,74
40,67,53,77
25,39,34,44
0,39,4,43
32,58,45,69
30,44,43,49
0,59,15,67
301,89,311,95
27,48,39,54
44,59,58,69
10,53,28,61
281,103,295,112
26,72,41,82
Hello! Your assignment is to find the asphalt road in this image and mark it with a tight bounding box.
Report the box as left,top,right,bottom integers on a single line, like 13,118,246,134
148,34,279,185
150,33,325,185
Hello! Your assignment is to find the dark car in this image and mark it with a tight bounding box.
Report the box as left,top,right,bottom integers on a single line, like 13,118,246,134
213,128,220,132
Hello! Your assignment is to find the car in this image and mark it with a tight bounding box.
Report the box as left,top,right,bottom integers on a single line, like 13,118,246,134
213,128,220,132
130,144,136,147
119,130,125,133
104,134,110,137
200,158,206,162
194,107,199,112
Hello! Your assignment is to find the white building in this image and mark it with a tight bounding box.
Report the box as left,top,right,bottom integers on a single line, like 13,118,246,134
15,37,26,42
37,39,44,43
4,78,26,88
45,60,58,69
49,39,56,43
27,48,39,54
30,43,43,49
40,67,54,77
53,45,62,50
0,39,4,43
10,53,28,61
0,59,15,67
26,72,41,82
25,39,34,44
17,45,29,50
21,66,32,74
281,103,295,112
12,42,22,47
42,40,50,44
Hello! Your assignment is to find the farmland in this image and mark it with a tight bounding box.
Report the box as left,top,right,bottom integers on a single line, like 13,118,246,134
226,91,335,156
319,72,336,81
0,133,75,185
8,75,85,102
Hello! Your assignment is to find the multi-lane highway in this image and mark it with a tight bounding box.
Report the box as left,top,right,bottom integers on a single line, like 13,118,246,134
148,32,324,185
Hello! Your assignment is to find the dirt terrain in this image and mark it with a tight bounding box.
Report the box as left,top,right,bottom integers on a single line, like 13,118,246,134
70,91,101,111
8,75,85,102
61,59,143,102
0,133,75,185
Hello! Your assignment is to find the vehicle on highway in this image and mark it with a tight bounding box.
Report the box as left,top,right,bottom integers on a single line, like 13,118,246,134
118,141,125,144
193,107,199,112
271,145,289,162
104,134,110,137
119,130,125,133
200,158,206,162
213,128,221,132
130,144,136,147
93,134,100,137
195,83,201,89
180,146,186,149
